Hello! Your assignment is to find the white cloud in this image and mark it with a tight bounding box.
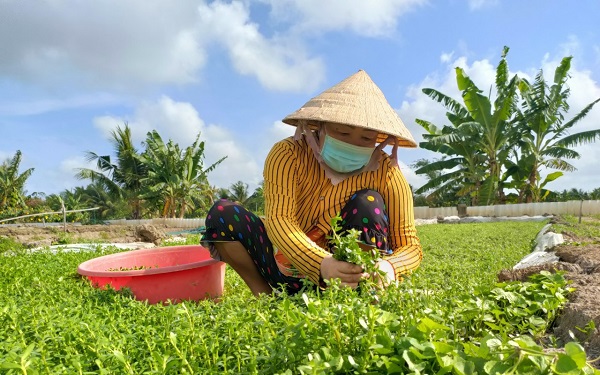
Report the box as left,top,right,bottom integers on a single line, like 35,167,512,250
0,93,123,116
440,52,454,63
263,121,295,153
57,156,96,190
202,124,262,192
196,1,325,92
263,0,426,37
0,0,324,93
0,0,205,89
397,54,486,145
92,96,262,192
397,160,428,190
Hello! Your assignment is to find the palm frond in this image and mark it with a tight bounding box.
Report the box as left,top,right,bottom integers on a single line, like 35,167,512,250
560,98,600,131
556,129,600,148
414,158,462,174
543,158,576,172
422,88,469,117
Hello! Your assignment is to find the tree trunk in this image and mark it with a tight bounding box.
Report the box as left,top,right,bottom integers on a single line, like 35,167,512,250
526,162,538,203
162,200,170,219
179,202,186,219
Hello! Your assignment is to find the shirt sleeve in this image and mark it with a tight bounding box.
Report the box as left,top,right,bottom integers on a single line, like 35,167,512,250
263,139,329,285
381,162,423,280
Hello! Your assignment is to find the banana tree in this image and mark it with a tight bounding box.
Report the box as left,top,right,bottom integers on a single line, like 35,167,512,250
415,120,487,205
417,47,521,205
517,56,600,202
0,150,34,210
454,47,520,205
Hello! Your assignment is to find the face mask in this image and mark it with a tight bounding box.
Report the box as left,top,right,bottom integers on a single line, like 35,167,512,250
320,134,375,173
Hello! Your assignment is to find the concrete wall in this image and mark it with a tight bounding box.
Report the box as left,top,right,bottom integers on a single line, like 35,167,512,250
100,200,600,225
106,218,206,228
414,200,600,219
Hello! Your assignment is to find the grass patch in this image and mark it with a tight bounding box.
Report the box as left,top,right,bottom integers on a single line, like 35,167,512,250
1,220,597,374
551,215,600,242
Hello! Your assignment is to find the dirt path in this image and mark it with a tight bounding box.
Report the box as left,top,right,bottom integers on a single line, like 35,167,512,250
0,223,191,248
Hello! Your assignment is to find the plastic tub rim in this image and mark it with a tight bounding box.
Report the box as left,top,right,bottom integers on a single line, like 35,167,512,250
77,245,220,278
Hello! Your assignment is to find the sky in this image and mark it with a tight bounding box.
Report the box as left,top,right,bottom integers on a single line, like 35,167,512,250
1,0,600,198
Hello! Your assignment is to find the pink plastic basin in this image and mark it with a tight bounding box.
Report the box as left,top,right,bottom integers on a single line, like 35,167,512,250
77,245,225,304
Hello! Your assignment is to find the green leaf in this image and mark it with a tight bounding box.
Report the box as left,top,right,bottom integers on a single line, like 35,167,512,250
0,362,22,369
452,355,475,375
433,341,455,355
564,342,588,369
417,317,450,334
359,317,369,330
484,360,513,374
553,353,579,374
21,343,35,360
112,349,127,364
347,355,357,367
478,335,502,357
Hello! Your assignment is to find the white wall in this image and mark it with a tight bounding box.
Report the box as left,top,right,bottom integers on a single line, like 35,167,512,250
413,200,600,219
102,200,600,225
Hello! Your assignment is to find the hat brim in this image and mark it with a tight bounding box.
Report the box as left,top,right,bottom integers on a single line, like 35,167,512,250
281,70,418,148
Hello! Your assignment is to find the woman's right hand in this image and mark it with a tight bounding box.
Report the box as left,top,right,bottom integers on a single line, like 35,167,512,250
320,255,368,289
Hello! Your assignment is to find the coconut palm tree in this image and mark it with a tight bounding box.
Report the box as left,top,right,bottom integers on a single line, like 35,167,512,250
227,181,251,205
140,130,225,218
0,150,34,210
76,123,146,218
78,181,128,220
516,56,600,202
245,181,265,214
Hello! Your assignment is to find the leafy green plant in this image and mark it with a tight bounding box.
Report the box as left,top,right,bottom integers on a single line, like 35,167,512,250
0,236,24,255
291,272,589,375
1,220,598,374
52,231,74,245
328,214,381,276
327,214,386,298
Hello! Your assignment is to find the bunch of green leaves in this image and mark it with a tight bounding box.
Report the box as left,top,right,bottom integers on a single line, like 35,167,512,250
288,272,595,375
445,271,574,340
327,214,381,276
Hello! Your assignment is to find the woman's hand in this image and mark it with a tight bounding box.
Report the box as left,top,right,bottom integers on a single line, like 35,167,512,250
320,255,367,289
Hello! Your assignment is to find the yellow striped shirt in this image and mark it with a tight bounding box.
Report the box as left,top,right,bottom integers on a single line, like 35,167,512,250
263,136,422,285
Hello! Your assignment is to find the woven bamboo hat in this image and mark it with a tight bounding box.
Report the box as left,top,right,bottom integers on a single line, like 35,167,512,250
282,69,417,147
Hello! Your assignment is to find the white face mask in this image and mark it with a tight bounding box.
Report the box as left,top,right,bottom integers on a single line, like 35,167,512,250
320,135,375,173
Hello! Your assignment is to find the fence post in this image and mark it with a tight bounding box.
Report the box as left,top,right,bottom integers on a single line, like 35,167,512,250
61,201,66,233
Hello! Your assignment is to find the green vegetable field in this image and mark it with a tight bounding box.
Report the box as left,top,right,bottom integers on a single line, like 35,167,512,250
1,221,598,374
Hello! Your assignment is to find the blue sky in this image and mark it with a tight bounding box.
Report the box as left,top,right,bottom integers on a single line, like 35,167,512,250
1,0,599,197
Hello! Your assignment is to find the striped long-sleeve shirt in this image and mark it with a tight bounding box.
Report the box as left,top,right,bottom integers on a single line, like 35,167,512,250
263,136,422,285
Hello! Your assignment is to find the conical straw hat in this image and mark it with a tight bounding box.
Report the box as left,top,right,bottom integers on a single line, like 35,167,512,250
282,69,417,147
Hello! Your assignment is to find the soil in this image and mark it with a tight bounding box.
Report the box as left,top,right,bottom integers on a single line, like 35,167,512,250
497,216,600,365
0,223,191,248
1,218,599,364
